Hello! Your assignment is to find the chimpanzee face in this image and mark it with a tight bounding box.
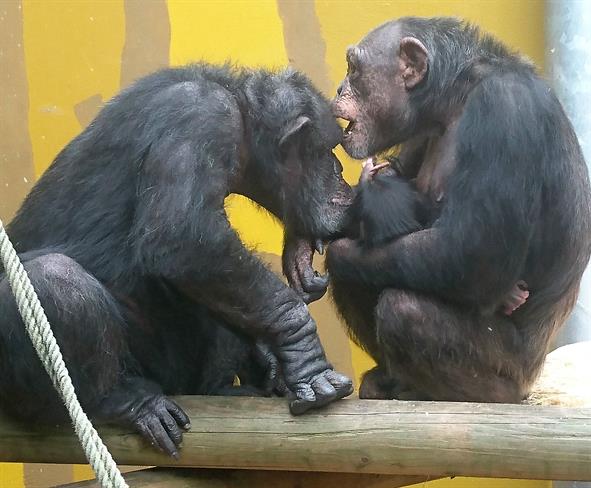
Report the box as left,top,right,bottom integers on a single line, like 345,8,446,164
278,116,353,239
332,24,429,159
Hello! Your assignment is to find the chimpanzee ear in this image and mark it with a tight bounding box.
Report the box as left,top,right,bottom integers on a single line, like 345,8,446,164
399,37,428,89
279,115,311,149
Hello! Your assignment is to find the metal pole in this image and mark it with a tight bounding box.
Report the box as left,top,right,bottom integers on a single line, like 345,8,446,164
546,2,591,487
546,0,591,347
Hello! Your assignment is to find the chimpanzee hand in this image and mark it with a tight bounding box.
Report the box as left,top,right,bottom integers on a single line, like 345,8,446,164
360,156,392,182
287,368,354,414
283,234,329,303
325,237,365,283
96,380,191,459
253,340,289,396
269,301,353,414
126,395,190,459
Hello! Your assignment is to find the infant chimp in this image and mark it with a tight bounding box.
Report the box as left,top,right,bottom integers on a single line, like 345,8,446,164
347,157,529,316
351,157,431,248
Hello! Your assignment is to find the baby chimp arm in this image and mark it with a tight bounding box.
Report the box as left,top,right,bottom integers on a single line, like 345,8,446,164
354,159,430,247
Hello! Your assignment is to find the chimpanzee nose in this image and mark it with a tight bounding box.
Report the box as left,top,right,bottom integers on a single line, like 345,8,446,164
336,82,343,96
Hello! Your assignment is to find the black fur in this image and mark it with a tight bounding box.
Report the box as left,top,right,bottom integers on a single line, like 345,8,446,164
328,18,591,402
0,63,353,457
349,168,431,248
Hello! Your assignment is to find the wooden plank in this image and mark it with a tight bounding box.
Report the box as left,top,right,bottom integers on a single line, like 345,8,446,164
1,397,590,481
58,467,431,488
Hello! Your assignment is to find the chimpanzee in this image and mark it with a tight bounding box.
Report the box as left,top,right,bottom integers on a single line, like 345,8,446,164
346,156,528,311
327,17,591,402
349,157,431,248
0,63,354,458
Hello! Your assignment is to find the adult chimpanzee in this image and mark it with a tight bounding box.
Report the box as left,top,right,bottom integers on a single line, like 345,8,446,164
0,63,354,458
327,17,591,402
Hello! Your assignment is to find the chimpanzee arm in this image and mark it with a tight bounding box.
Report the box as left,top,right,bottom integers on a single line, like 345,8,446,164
132,136,351,413
392,133,430,178
328,75,543,310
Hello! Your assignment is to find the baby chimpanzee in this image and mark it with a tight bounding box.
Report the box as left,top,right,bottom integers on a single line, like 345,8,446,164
343,156,528,319
349,157,431,248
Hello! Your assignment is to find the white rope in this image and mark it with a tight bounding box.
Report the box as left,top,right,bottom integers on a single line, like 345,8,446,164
0,220,128,488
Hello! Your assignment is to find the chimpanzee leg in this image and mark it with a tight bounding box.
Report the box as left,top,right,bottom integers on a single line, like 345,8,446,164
121,290,276,398
0,252,128,422
359,366,403,399
369,289,528,403
0,253,189,457
330,278,382,360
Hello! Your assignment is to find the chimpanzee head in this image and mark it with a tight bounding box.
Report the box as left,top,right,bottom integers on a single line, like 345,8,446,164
244,68,353,240
332,19,431,159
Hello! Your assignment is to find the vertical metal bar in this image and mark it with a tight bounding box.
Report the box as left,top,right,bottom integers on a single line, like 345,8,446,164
546,0,591,348
546,3,591,488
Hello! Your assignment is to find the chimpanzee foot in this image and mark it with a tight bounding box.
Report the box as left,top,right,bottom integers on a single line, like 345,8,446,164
359,366,400,399
128,395,191,459
289,369,353,415
360,367,429,401
253,340,289,396
502,280,529,315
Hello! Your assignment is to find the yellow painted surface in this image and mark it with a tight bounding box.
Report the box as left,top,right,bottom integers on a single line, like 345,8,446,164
71,464,94,483
1,1,550,487
169,0,289,255
0,463,24,488
22,0,125,177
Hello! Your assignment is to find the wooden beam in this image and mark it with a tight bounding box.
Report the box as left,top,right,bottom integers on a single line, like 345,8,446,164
1,397,590,480
58,467,432,488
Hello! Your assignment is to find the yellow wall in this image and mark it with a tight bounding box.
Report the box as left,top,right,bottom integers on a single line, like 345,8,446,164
0,0,549,487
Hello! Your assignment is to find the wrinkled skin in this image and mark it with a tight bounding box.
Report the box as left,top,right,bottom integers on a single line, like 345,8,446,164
327,17,591,403
333,29,427,159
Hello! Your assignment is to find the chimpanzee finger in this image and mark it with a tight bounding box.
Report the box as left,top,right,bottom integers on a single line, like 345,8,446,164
295,252,326,290
289,383,317,415
289,377,337,415
254,341,282,391
310,375,339,405
285,263,305,295
297,264,329,302
135,419,164,454
300,270,330,293
147,417,179,459
273,375,290,397
164,398,191,431
158,405,184,446
301,290,326,304
323,369,354,398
